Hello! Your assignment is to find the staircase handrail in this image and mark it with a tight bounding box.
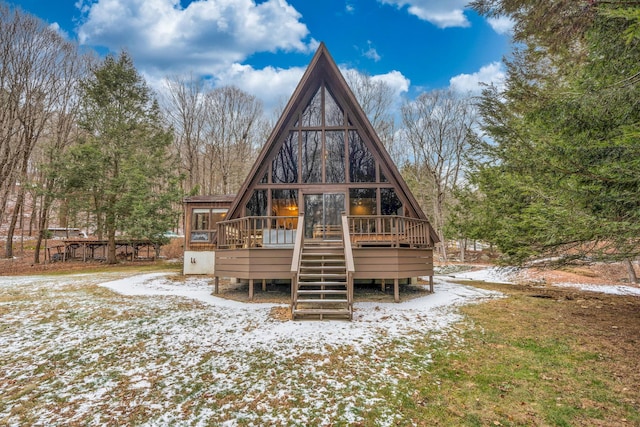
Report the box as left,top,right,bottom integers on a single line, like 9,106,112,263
341,213,355,318
290,213,305,309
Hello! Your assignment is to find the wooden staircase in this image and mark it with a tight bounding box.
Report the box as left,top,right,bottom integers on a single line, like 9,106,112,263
291,240,353,320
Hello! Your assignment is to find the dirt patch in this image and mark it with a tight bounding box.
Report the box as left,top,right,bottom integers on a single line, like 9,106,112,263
513,262,639,286
269,306,291,321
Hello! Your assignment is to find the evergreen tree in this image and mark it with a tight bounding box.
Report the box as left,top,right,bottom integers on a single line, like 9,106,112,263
66,52,182,264
456,1,640,277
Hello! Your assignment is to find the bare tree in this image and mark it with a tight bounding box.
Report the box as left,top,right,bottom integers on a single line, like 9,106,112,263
401,89,476,262
162,73,206,194
31,53,88,263
344,69,404,163
0,5,87,258
202,86,264,194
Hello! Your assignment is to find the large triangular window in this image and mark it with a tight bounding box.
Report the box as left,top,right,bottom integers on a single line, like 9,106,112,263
272,83,377,185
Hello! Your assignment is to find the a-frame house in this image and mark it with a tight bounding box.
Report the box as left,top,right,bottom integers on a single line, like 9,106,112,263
185,43,438,319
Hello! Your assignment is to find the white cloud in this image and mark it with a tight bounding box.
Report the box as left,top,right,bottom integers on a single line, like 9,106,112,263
215,63,306,114
211,65,410,118
370,70,410,97
487,16,514,35
363,41,381,62
449,61,506,94
379,0,470,28
48,22,70,39
346,2,355,13
77,0,313,74
74,0,413,120
342,67,410,118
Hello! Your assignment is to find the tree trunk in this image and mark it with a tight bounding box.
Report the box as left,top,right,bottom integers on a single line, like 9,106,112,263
107,228,117,264
34,192,53,264
5,186,25,259
626,259,638,285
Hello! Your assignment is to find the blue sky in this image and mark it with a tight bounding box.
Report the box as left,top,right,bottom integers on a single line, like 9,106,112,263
7,0,512,113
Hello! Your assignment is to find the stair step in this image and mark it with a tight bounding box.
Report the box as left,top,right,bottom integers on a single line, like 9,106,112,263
293,309,351,316
300,265,346,271
296,298,349,304
297,289,347,295
304,241,342,245
298,282,347,287
298,272,345,278
300,250,343,258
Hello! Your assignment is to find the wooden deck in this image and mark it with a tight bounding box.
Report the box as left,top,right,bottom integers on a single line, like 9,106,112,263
214,214,435,314
48,239,159,262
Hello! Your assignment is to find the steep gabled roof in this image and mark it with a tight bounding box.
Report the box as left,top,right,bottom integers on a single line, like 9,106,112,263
225,43,438,242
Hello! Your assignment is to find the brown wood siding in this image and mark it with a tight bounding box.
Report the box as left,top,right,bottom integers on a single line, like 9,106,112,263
215,248,294,279
353,248,433,279
215,247,433,281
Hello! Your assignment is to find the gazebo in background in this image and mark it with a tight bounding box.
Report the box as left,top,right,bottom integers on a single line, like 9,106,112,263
183,43,438,319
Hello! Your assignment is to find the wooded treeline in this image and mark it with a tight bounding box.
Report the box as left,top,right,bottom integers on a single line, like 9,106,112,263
1,1,638,275
452,0,640,281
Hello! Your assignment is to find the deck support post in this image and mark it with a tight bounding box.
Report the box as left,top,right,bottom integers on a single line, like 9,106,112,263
249,279,254,301
381,279,385,292
262,279,266,292
394,278,399,303
214,276,219,294
429,275,434,293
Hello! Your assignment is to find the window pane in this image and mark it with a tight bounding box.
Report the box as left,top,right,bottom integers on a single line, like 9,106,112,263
246,190,267,216
349,188,377,215
272,189,299,230
301,87,322,127
301,131,322,183
272,189,299,217
381,188,402,215
272,131,298,183
193,209,210,230
325,87,343,127
210,209,228,226
349,130,376,182
325,131,345,183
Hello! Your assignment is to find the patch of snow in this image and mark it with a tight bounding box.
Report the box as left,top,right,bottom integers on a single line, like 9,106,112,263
554,282,640,296
99,272,256,309
444,266,518,284
97,272,502,352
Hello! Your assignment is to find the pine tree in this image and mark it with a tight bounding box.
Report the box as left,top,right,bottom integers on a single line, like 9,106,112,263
66,52,182,264
457,1,640,279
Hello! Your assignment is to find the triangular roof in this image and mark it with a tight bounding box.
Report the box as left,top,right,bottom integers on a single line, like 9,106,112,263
225,42,438,243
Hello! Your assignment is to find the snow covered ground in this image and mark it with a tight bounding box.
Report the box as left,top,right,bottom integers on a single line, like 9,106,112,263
4,266,637,425
444,265,640,296
0,271,501,426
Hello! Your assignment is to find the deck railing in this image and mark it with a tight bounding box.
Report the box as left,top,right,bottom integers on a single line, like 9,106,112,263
217,216,299,249
347,215,433,248
217,215,433,249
